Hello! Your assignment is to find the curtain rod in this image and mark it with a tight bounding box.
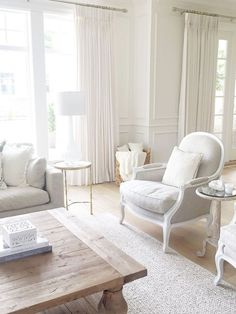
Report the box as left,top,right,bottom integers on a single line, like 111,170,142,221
173,7,236,21
46,0,128,13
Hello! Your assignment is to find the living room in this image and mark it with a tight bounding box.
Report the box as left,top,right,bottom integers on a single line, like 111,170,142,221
0,0,236,313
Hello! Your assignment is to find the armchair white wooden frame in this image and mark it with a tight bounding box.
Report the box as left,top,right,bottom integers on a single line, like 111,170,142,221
120,132,225,253
214,206,236,286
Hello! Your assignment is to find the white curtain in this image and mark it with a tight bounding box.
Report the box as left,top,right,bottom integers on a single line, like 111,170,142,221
178,13,219,142
69,7,116,184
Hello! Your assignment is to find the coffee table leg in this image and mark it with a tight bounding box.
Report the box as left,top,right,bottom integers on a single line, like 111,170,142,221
98,286,128,314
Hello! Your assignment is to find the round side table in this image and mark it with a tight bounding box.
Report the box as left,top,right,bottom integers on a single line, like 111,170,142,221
54,161,93,214
196,186,236,257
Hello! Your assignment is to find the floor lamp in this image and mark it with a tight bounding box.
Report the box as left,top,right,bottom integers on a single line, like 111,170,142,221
56,91,86,161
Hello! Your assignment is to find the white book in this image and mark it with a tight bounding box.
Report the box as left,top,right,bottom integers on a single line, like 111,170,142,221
0,236,50,258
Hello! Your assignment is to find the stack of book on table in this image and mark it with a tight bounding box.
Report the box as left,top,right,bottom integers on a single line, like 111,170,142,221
0,220,52,263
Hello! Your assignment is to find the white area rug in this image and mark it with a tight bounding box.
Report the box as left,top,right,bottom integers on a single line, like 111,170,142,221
70,211,236,314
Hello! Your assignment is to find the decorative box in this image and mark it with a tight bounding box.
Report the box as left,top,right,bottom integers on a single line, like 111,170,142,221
2,220,37,248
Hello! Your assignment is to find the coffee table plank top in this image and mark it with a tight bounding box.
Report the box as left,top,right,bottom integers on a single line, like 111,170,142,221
0,209,146,314
51,209,147,284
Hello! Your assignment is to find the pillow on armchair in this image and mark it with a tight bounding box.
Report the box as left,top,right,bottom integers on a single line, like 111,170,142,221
162,146,202,188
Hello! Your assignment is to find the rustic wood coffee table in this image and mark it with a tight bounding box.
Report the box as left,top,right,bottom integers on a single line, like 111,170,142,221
0,208,147,314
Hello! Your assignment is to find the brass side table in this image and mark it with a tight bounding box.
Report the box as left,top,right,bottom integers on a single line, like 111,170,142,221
54,161,93,214
196,186,236,257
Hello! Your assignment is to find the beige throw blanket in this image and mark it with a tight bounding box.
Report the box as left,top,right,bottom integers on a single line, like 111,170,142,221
116,151,147,181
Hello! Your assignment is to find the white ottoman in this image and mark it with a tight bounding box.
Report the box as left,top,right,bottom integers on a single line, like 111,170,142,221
214,224,236,285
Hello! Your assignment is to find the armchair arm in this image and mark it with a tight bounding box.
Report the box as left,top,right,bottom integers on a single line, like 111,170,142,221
133,163,167,181
46,166,64,207
183,176,210,189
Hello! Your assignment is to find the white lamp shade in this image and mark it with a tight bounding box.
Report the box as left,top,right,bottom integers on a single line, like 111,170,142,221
56,91,86,116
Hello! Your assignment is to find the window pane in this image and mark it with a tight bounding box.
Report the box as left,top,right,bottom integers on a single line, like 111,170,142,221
0,11,5,29
214,116,223,133
0,10,33,143
0,11,28,48
218,40,227,58
44,13,76,159
7,30,26,47
44,15,75,54
6,11,26,31
215,97,224,114
216,78,225,96
0,30,6,45
217,60,226,78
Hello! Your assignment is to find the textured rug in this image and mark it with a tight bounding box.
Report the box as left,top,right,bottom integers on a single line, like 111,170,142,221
69,211,236,314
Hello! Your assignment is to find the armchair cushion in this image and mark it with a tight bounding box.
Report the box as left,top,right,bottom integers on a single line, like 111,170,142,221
162,146,202,187
120,180,179,214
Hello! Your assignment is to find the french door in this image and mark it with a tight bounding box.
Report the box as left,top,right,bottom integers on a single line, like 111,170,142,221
213,31,236,161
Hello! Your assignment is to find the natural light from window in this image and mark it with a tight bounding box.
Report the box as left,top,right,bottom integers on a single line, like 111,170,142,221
44,13,76,160
0,9,33,143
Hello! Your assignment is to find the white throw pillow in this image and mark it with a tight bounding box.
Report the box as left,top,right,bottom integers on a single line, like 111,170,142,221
162,147,202,188
128,142,143,152
26,158,47,189
2,144,33,186
117,144,129,152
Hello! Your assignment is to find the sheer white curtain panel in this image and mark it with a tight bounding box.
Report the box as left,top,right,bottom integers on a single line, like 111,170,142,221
178,13,219,142
74,6,116,184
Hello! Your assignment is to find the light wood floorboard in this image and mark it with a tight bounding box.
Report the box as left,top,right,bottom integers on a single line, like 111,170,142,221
67,166,236,287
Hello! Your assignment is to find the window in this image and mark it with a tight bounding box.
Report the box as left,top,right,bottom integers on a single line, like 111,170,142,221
213,40,228,140
232,81,236,148
44,13,76,159
0,9,33,143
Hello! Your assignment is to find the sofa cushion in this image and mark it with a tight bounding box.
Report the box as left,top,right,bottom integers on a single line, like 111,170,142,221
0,141,5,152
120,180,179,214
0,187,49,212
2,144,33,186
0,153,7,190
27,158,46,189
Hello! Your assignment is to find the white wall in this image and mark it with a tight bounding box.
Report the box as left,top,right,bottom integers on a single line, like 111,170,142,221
117,0,184,162
117,0,236,162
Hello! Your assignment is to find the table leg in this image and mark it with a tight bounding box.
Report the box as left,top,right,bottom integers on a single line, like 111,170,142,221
210,200,221,243
98,286,128,314
64,170,69,211
197,200,221,257
90,166,93,215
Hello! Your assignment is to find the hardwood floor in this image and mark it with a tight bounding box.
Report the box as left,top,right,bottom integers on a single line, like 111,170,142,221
68,166,236,287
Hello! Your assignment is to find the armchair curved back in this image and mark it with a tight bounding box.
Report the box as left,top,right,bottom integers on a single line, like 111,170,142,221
179,132,224,178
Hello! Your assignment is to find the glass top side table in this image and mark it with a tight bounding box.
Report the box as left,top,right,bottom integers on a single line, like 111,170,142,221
196,186,236,256
54,161,93,214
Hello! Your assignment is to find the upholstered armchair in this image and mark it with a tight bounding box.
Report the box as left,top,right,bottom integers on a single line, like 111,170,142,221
120,132,225,252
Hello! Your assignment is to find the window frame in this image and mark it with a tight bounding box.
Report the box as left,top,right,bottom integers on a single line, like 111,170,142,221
0,0,74,158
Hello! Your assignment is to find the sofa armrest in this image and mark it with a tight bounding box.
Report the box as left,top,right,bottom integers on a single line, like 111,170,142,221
133,163,167,181
46,166,64,207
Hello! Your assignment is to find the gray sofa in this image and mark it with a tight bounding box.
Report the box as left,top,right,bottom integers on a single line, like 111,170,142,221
0,166,64,218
